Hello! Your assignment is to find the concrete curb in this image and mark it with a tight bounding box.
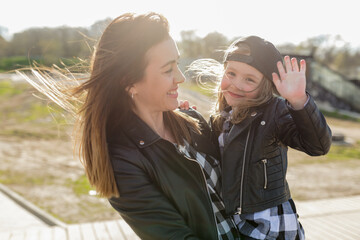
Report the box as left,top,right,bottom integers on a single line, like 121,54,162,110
0,183,67,228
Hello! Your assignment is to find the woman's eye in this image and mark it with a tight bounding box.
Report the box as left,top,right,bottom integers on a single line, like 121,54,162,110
246,78,255,83
165,68,173,74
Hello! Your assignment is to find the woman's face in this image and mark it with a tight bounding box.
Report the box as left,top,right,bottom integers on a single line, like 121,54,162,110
221,61,263,107
131,37,185,113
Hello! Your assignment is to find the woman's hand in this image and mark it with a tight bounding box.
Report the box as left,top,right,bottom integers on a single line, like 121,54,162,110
272,56,308,110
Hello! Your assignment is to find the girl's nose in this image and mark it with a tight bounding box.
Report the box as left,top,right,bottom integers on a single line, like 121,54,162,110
230,77,244,90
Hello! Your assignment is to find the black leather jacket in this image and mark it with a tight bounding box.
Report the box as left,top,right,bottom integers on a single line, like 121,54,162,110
107,110,224,240
210,95,332,215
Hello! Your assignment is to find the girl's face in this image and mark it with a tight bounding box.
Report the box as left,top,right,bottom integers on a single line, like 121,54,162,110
131,37,185,113
221,61,263,107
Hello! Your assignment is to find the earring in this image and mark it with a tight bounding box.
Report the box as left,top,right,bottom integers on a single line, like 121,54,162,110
131,92,134,99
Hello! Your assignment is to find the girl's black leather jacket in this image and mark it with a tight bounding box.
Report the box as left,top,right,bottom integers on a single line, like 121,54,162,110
107,109,224,240
210,95,332,216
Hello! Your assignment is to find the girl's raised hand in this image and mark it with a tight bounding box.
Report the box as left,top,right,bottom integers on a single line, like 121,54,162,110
272,56,308,110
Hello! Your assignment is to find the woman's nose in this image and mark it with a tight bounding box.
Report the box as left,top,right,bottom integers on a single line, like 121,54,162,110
175,67,185,83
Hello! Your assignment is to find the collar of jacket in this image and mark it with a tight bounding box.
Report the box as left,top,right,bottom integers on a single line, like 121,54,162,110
123,112,163,148
226,109,263,146
120,110,220,159
225,97,276,146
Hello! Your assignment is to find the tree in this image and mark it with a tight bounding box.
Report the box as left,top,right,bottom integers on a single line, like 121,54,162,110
202,32,229,61
89,18,112,39
0,35,8,58
0,26,8,39
178,30,203,58
7,26,90,63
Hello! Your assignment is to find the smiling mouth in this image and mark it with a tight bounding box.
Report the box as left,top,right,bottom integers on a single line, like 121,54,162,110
167,89,178,98
227,91,244,98
167,90,177,95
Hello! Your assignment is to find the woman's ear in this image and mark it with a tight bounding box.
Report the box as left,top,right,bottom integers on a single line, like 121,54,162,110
126,85,137,99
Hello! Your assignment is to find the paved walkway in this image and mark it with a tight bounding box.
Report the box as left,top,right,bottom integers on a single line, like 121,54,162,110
0,191,47,232
297,195,360,239
1,182,360,239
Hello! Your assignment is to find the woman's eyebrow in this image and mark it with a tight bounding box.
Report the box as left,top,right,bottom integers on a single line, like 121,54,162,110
161,60,176,68
161,55,180,68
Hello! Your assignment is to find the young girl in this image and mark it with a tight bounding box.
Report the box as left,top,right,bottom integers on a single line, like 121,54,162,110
189,36,332,239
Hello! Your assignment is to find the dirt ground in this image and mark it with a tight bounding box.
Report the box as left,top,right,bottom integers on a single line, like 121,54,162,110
0,136,120,223
0,86,360,224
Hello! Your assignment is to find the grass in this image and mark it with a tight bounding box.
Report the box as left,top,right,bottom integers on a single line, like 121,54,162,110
0,128,68,140
321,109,360,122
0,169,55,185
0,80,71,140
23,103,67,124
327,141,360,161
66,175,95,196
289,140,360,165
0,80,118,223
0,80,26,96
1,168,93,198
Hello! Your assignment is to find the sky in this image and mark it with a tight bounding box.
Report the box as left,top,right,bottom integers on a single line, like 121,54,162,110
1,0,359,48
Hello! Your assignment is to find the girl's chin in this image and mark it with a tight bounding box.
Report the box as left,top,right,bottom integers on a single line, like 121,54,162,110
225,96,246,107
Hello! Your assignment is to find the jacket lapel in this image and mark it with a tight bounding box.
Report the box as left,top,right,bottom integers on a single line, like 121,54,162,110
225,111,262,148
125,113,161,148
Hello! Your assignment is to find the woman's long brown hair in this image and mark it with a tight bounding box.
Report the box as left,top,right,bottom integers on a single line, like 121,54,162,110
19,12,200,198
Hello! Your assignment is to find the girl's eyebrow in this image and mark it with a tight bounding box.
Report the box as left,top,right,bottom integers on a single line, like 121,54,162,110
227,66,262,80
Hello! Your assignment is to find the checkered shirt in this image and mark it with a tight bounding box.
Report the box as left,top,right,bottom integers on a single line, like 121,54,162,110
219,111,305,240
232,199,305,240
176,140,239,240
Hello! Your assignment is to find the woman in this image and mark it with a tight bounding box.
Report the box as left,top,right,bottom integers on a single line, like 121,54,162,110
21,12,239,239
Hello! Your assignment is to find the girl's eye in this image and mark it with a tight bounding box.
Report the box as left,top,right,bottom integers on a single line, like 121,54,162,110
246,78,255,83
227,71,236,77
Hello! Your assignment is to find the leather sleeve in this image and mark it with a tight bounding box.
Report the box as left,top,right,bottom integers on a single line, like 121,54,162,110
108,146,200,240
275,95,332,156
179,108,211,133
180,108,220,159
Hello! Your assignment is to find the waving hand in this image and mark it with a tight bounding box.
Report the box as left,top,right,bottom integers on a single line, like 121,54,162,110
272,56,308,110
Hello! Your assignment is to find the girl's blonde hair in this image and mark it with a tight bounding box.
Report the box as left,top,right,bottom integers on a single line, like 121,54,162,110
19,12,199,198
188,42,277,132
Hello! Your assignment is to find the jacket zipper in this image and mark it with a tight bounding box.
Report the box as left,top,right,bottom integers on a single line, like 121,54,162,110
235,124,252,215
262,159,268,189
183,155,220,240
